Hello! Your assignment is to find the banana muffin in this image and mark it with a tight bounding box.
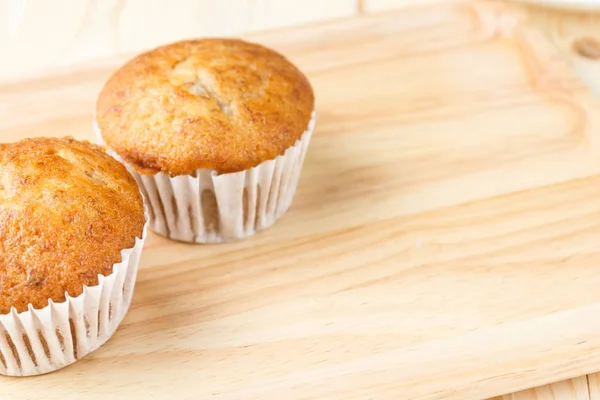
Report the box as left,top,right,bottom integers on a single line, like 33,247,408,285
95,38,316,243
0,137,147,376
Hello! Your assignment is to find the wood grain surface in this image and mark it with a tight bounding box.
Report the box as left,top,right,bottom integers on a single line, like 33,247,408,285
0,0,358,79
488,2,600,398
514,1,600,98
2,1,600,399
0,0,426,80
490,375,590,400
489,372,600,399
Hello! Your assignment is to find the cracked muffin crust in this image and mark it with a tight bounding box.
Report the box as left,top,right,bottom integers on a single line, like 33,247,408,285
95,38,315,176
0,137,145,314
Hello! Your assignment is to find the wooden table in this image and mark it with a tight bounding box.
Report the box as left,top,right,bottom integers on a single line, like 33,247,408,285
494,3,600,398
2,1,600,399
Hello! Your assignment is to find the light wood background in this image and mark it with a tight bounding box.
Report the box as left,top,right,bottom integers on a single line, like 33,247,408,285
2,0,597,89
490,2,600,396
0,0,439,80
2,0,600,399
514,1,600,97
490,3,600,398
496,5,600,399
490,373,600,400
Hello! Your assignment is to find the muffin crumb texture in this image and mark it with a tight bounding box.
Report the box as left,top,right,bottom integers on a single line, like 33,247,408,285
96,38,315,175
0,137,145,314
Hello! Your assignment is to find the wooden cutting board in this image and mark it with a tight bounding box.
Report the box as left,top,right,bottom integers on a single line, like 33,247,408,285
2,1,600,399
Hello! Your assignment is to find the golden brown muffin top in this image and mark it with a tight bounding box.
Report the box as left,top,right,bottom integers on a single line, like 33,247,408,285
0,137,145,314
95,38,315,176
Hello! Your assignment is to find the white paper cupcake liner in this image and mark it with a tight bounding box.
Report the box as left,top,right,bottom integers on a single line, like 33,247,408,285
94,112,315,243
0,211,148,377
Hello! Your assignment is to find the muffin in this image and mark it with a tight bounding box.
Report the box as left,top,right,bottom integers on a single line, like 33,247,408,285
94,38,315,243
0,137,147,376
